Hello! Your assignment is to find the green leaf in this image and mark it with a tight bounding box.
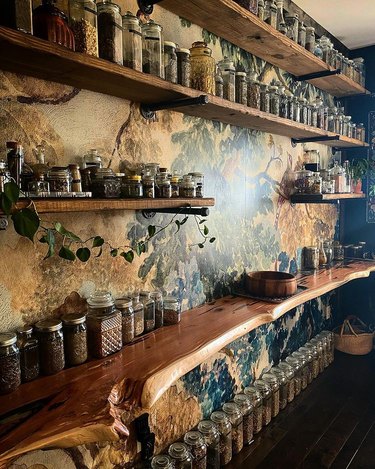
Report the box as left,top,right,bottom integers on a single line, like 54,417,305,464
44,229,55,259
121,250,134,263
135,242,146,256
180,216,188,225
209,237,216,243
92,236,104,248
95,247,103,258
11,208,40,242
54,222,82,242
199,219,207,224
1,194,12,216
4,181,19,203
76,247,91,262
148,225,156,238
39,235,48,243
110,248,118,257
198,243,205,249
59,245,76,261
203,225,209,236
175,220,181,233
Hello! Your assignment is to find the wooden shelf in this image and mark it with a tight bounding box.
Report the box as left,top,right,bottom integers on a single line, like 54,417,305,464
0,27,369,149
290,193,366,203
1,260,375,464
161,0,369,98
12,198,215,214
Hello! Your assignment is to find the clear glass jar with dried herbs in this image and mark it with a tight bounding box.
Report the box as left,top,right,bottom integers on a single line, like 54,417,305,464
244,385,263,433
16,326,39,383
222,402,243,455
184,431,207,469
62,313,88,367
234,393,254,445
115,298,134,344
150,291,163,328
0,333,21,394
270,366,288,410
122,11,142,71
254,379,272,426
97,0,123,64
35,319,65,375
210,411,232,466
0,0,33,34
292,351,308,390
142,19,164,78
164,41,178,84
132,294,145,336
278,361,295,403
177,48,191,87
218,57,236,102
247,71,261,110
286,355,302,395
198,420,221,469
190,41,216,94
163,296,181,325
235,72,248,105
151,455,174,469
139,291,155,333
69,0,98,56
262,372,280,418
168,442,193,469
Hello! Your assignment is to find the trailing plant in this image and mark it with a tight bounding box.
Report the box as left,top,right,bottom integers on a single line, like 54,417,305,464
350,158,372,182
0,181,215,263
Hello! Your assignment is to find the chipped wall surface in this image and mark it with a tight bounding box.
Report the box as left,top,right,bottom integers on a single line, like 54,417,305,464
2,1,339,467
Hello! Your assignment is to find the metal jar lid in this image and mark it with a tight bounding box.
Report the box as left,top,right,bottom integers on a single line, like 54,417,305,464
184,430,205,447
164,40,177,49
35,318,63,332
62,312,86,325
176,48,190,55
115,297,133,309
87,290,114,308
16,325,33,335
93,168,115,179
0,332,17,347
197,420,219,435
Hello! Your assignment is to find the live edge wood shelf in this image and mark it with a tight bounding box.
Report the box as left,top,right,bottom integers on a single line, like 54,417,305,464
162,0,369,98
0,27,369,150
290,193,366,204
1,260,375,465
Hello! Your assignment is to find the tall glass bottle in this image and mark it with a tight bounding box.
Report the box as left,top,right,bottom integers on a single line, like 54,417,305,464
122,11,142,71
275,0,285,32
142,19,164,78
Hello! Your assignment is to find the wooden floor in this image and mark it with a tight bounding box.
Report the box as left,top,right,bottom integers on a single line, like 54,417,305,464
228,351,375,469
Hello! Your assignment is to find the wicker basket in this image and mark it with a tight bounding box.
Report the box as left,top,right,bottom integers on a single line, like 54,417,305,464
334,316,374,356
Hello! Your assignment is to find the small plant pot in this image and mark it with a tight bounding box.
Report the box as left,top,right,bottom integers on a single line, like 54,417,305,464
352,179,362,194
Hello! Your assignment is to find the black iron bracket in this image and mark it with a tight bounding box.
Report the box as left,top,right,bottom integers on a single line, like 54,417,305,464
141,207,210,219
291,135,340,147
137,0,163,15
140,95,208,120
295,69,341,82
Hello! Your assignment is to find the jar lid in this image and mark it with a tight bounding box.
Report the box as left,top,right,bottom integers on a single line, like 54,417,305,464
16,325,33,335
150,291,162,299
151,455,173,468
236,71,247,77
168,442,190,460
210,410,230,425
183,430,205,447
254,379,272,396
244,385,262,403
62,312,86,325
222,402,241,416
171,176,180,183
128,175,142,181
278,361,294,378
262,372,279,385
140,290,151,298
87,290,114,308
35,318,63,332
164,41,177,48
122,11,139,22
48,167,71,177
269,367,287,383
164,296,179,304
177,48,190,55
299,346,313,358
233,393,253,411
115,172,125,177
306,26,315,31
0,332,17,346
97,1,121,14
286,355,301,368
115,297,133,308
188,172,204,177
197,420,219,435
190,41,212,57
292,351,306,364
93,168,115,178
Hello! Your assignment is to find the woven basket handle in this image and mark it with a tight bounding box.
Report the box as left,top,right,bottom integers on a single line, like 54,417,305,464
346,315,368,330
340,319,358,337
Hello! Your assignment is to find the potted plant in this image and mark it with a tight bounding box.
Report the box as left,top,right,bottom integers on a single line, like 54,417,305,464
350,159,371,194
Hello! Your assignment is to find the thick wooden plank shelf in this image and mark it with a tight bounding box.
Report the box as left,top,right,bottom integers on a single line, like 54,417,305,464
290,193,366,204
0,27,369,149
1,261,375,465
161,0,369,98
11,198,215,214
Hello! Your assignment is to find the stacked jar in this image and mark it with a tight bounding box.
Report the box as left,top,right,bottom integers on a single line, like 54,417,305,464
244,385,263,433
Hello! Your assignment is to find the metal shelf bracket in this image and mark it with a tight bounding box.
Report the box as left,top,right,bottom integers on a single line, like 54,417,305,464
291,135,340,147
140,95,209,120
141,207,210,219
295,69,341,82
137,0,163,15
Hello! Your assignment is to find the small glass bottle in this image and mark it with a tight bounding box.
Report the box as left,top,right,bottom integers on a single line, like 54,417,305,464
142,171,155,199
164,41,178,84
285,355,302,396
287,94,295,121
304,342,320,379
269,85,280,116
215,66,224,98
184,431,207,469
257,0,265,21
171,175,181,197
244,385,263,433
293,96,301,122
69,164,82,192
189,172,204,198
122,11,142,71
269,366,288,410
115,298,134,344
16,326,39,383
278,362,295,403
293,351,308,390
151,455,174,469
298,21,306,47
0,333,21,394
0,0,33,34
247,71,261,109
260,84,270,113
180,175,196,198
254,380,272,426
168,442,193,469
159,177,172,198
177,48,191,87
235,72,248,105
234,394,254,446
62,313,88,367
142,19,164,78
35,319,65,375
262,372,280,418
69,0,98,56
305,26,316,53
150,291,164,329
122,175,143,198
132,294,145,336
91,168,121,198
210,411,232,466
163,296,181,325
218,57,236,102
310,337,325,373
299,97,307,124
83,148,103,169
97,0,123,65
198,420,221,469
267,0,277,28
139,291,155,333
275,0,285,33
190,42,215,94
222,402,243,455
285,13,299,42
299,346,314,384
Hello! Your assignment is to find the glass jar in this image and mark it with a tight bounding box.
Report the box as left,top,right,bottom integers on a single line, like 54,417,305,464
132,294,144,336
184,431,207,469
150,291,163,329
293,96,301,122
91,168,121,198
142,19,164,78
298,21,306,47
304,342,320,379
299,346,314,385
139,291,155,333
275,0,285,32
62,313,88,367
210,411,232,466
257,0,265,20
0,333,21,394
197,420,220,469
324,330,335,364
177,48,191,87
353,57,366,86
235,72,248,105
171,175,180,198
234,0,258,14
142,172,155,199
180,175,196,198
292,351,307,390
215,67,224,98
218,57,236,102
0,0,33,34
69,164,82,192
316,333,330,368
151,455,174,469
323,240,333,265
168,442,193,469
69,0,98,56
310,337,325,373
190,41,215,94
122,11,142,71
234,394,254,445
35,319,65,375
311,173,322,194
285,355,302,396
285,13,299,42
0,160,10,194
159,178,172,198
356,123,366,142
299,97,307,124
262,372,280,417
278,362,295,403
260,84,270,113
16,326,39,383
33,0,75,50
222,402,243,455
247,71,261,110
244,385,263,433
333,242,344,261
83,149,103,169
47,167,72,192
279,88,288,119
163,296,181,325
305,26,315,53
267,0,277,28
269,86,280,116
254,379,272,426
97,1,122,64
287,94,295,121
86,291,122,358
115,298,134,344
310,102,318,128
303,246,319,270
164,41,178,83
269,366,288,410
122,175,143,198
189,172,204,198
294,169,314,194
